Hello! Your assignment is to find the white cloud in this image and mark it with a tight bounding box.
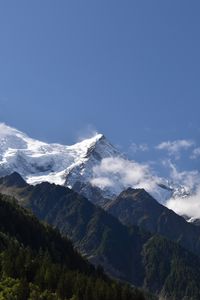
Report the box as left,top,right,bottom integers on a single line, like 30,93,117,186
91,177,113,189
129,142,149,153
190,147,200,159
164,161,200,218
163,160,200,190
164,158,199,188
76,124,99,142
90,156,159,196
156,139,194,159
166,187,200,219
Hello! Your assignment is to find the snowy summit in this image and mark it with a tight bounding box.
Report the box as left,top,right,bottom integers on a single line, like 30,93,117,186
0,123,119,187
0,123,191,208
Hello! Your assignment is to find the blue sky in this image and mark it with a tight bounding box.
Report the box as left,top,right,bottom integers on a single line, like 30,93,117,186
0,1,200,173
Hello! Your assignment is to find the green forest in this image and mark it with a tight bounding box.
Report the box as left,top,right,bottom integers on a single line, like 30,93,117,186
0,193,147,300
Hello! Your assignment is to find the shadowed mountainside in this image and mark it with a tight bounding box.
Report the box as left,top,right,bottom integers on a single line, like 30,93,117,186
0,173,200,299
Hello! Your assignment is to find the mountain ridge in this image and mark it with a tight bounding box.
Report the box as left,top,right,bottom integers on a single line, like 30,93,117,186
106,187,200,256
1,173,200,299
0,192,148,300
0,123,197,219
0,124,120,189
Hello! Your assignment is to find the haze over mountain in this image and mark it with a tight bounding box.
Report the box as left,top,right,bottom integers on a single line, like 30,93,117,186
0,123,200,219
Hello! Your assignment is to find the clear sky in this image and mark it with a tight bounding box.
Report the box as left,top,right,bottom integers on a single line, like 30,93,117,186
0,1,200,172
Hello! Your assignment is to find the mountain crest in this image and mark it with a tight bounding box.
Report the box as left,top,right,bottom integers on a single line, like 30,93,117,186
0,123,188,207
0,171,27,188
0,125,120,189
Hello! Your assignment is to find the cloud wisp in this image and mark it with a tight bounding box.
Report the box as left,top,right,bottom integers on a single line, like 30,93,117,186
156,139,194,159
129,142,149,153
90,156,160,197
190,147,200,159
166,187,200,219
76,124,99,142
163,160,200,190
91,155,200,218
164,161,200,218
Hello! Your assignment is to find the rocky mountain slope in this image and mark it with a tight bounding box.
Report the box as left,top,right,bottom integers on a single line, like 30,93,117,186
106,187,200,256
0,192,147,300
1,172,200,299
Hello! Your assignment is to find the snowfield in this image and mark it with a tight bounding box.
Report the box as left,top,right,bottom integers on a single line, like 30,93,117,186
0,123,192,205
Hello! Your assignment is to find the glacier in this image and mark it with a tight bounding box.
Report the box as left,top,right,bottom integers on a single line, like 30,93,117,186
0,123,189,205
0,123,120,188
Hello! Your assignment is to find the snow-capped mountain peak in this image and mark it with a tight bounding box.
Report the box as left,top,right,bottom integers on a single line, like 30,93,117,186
0,123,192,209
0,124,119,187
